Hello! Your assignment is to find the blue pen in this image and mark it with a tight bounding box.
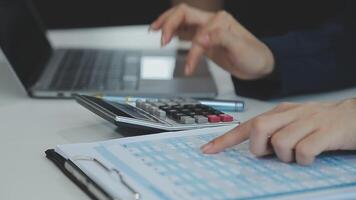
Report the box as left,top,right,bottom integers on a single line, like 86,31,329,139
197,99,245,112
101,96,245,112
102,96,147,102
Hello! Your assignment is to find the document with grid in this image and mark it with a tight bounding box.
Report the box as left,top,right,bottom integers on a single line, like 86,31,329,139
56,126,356,200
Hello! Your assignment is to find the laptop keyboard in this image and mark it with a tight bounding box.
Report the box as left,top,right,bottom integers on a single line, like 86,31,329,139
49,49,140,91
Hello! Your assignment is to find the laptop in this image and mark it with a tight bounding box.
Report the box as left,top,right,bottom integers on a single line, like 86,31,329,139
0,0,217,98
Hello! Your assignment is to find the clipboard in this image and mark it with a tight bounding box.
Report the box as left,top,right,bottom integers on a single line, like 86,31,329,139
46,126,356,200
45,149,140,200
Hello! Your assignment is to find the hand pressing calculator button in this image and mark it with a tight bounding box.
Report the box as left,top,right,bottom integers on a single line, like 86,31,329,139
136,98,234,125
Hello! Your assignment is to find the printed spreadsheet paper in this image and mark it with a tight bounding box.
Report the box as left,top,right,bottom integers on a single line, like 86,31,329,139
56,126,356,200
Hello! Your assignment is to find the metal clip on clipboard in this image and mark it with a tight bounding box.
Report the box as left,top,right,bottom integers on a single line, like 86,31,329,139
65,156,141,200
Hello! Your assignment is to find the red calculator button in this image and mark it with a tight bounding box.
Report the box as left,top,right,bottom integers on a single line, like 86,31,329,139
207,115,221,123
219,114,234,122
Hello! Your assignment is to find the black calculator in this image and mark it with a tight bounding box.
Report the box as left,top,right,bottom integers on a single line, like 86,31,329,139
75,94,239,132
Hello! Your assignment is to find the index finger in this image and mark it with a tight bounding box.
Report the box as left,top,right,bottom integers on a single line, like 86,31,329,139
201,122,251,154
201,102,300,154
160,5,213,45
184,44,205,75
150,8,175,31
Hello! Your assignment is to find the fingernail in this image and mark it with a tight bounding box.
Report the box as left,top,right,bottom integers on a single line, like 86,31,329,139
150,22,157,30
201,142,214,154
184,64,191,75
162,34,170,47
161,35,166,47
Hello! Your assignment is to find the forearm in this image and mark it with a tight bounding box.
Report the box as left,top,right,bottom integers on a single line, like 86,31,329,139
233,13,356,100
171,0,223,11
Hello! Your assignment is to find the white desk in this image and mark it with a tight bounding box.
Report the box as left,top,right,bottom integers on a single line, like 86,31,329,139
1,25,356,200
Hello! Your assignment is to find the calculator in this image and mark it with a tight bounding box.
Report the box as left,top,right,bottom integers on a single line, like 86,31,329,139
74,94,239,132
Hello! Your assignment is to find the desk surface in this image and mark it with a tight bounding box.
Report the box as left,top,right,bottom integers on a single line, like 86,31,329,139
1,25,356,200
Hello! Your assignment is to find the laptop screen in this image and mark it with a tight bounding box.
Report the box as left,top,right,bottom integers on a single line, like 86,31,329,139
0,0,52,89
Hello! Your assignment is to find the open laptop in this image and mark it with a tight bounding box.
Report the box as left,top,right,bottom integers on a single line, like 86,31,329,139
0,0,217,98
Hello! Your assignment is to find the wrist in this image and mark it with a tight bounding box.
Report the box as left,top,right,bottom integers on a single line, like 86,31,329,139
239,43,275,80
260,43,275,78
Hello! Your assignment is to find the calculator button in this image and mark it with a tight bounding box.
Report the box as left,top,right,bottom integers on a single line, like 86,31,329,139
180,109,191,114
195,115,209,124
172,105,183,110
146,99,157,104
166,102,179,107
207,115,221,123
148,106,158,114
201,111,210,116
152,102,166,108
172,113,185,121
219,114,233,122
166,109,178,117
134,98,233,125
180,116,195,124
141,102,151,111
153,108,160,115
183,104,195,109
135,99,144,108
186,112,196,117
155,110,166,120
159,105,170,110
193,108,203,113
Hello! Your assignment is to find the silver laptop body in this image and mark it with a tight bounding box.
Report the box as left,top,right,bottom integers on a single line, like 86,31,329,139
0,0,217,99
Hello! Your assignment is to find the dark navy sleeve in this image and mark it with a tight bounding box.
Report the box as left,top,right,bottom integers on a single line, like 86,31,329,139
232,2,356,100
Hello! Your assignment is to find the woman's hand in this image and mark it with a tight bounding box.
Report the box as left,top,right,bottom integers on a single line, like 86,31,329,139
150,4,275,80
201,99,356,165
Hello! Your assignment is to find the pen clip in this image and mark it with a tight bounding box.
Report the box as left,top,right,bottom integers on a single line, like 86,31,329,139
72,156,141,200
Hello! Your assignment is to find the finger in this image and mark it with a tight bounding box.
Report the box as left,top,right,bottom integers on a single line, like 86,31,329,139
201,102,300,155
270,118,317,163
184,16,229,75
197,28,237,51
248,108,304,157
201,122,251,154
184,44,204,75
176,26,197,41
150,8,175,31
193,11,239,49
248,102,328,157
271,102,300,113
161,5,213,46
200,106,282,154
161,7,186,46
295,129,333,165
252,103,300,118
